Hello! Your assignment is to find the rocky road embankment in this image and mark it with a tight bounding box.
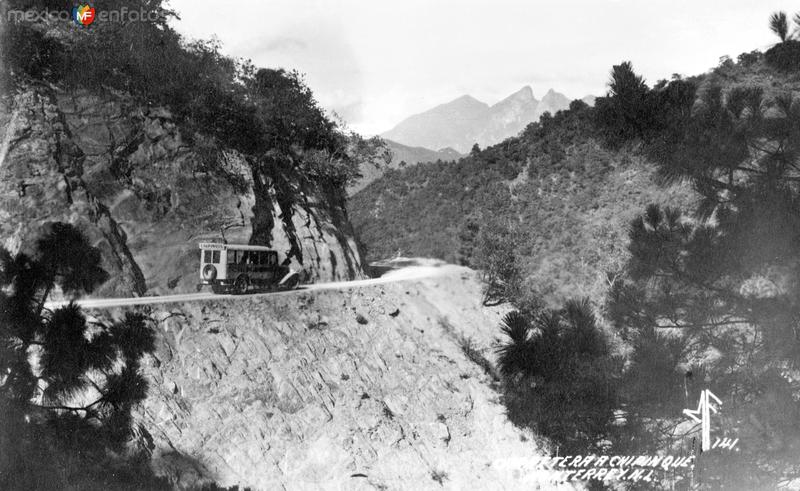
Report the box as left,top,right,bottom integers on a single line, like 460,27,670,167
92,263,569,490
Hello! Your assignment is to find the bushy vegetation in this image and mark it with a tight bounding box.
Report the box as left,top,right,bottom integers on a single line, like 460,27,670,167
604,73,800,488
496,302,620,455
357,11,800,487
0,223,166,489
460,220,523,305
497,53,800,486
1,0,388,254
351,94,692,305
764,10,800,71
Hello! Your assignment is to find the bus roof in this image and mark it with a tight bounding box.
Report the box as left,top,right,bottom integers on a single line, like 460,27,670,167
198,242,274,252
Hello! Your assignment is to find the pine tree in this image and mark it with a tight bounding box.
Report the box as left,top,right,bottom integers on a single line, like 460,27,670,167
607,85,800,487
472,222,522,305
0,223,160,488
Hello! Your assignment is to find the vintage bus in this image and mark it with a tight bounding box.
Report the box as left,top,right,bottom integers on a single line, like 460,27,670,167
198,242,301,294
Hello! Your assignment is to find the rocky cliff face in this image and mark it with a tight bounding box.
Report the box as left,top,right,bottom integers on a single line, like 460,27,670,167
0,84,364,297
110,265,561,490
472,86,539,149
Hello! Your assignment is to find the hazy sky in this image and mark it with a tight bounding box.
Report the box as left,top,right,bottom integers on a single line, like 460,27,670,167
168,0,797,135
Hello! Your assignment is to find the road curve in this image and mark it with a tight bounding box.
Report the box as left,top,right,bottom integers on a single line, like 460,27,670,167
44,265,447,310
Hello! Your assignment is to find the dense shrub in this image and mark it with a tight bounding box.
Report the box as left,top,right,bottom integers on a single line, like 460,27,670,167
737,49,763,66
764,39,800,71
496,300,620,455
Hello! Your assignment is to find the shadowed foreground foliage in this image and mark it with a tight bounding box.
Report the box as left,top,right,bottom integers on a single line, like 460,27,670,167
0,223,167,489
493,27,800,488
496,300,620,456
604,81,800,488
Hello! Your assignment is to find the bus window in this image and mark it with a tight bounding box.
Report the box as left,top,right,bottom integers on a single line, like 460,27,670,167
203,250,221,263
269,252,277,265
259,252,268,265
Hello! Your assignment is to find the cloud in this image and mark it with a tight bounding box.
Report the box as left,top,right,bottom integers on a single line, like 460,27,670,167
258,37,308,52
329,99,365,128
237,20,365,127
168,0,789,137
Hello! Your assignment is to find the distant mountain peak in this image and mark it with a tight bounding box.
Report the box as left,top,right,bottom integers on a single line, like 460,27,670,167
417,94,489,120
512,85,535,99
382,85,573,153
541,88,566,100
440,94,488,111
535,89,572,118
454,94,483,103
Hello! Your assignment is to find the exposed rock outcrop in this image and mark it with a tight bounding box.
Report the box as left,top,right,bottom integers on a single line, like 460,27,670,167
113,266,558,490
0,87,146,297
0,84,364,297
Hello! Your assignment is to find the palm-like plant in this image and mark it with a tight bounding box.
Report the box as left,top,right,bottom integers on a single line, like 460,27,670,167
563,297,607,358
608,61,647,100
496,311,532,377
770,11,789,42
794,12,800,38
497,301,619,454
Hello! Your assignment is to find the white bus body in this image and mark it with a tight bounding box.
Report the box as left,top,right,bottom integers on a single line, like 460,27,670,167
198,242,300,294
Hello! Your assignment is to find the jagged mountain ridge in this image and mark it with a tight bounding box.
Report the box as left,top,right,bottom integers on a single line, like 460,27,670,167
381,95,489,155
381,86,594,153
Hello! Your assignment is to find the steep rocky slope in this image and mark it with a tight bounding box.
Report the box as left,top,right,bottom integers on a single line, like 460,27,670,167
96,265,567,490
472,87,541,150
0,84,364,297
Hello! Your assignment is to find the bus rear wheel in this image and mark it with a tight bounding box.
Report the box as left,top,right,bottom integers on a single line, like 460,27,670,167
234,275,249,295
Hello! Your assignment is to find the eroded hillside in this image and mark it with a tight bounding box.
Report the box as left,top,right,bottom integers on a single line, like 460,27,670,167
90,265,569,490
351,120,696,306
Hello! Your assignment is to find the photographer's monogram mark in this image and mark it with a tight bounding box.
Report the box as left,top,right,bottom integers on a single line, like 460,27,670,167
683,389,721,451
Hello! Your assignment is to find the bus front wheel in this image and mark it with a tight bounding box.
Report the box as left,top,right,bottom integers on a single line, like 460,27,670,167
283,274,299,289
